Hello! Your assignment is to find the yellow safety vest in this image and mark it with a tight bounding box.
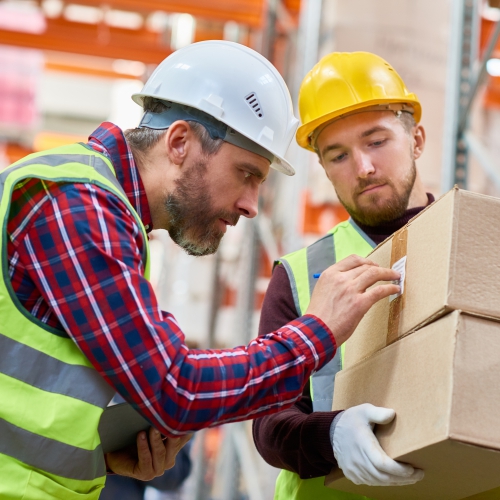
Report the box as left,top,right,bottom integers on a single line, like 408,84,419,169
274,220,374,500
0,143,150,499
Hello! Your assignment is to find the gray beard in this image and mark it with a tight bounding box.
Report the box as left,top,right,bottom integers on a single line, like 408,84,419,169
165,161,239,257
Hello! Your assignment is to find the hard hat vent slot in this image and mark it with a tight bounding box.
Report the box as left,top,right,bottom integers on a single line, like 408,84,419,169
245,92,263,119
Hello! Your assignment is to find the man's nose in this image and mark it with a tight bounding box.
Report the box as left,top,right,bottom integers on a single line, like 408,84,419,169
236,186,259,219
354,151,375,178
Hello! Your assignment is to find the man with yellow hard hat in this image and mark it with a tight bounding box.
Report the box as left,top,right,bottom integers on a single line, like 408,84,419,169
252,51,431,499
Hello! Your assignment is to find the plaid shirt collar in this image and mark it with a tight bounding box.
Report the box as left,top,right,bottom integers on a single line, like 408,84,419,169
87,122,153,233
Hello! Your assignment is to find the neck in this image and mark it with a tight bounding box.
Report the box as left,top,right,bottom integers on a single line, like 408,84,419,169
129,145,172,231
406,174,428,210
129,145,147,173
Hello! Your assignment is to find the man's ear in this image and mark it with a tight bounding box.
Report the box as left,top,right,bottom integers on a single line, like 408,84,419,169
164,120,191,166
412,124,426,160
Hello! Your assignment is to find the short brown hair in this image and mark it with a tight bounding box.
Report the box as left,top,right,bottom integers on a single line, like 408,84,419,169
398,111,417,135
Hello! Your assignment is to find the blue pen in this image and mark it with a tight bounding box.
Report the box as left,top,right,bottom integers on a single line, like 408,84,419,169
313,273,321,279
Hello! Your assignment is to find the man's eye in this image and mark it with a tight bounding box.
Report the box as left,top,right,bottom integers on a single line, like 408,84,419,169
372,139,386,147
332,153,346,162
244,171,252,179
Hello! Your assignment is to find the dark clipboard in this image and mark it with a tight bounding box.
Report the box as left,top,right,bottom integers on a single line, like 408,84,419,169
98,402,151,454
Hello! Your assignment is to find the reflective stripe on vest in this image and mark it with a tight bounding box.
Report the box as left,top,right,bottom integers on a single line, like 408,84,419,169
274,219,375,500
280,219,375,412
0,143,150,498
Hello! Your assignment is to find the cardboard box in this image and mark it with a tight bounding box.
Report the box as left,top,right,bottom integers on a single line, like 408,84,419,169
343,188,500,369
325,311,500,500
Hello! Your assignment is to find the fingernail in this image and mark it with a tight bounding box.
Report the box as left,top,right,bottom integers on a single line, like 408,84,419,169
141,433,146,440
154,429,160,436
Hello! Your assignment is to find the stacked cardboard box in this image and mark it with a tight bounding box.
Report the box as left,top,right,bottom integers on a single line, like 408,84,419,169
325,188,500,499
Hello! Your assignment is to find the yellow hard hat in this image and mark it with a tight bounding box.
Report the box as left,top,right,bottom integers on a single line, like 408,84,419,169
296,52,422,151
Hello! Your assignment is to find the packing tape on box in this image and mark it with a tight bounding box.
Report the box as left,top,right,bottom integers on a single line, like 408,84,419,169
387,227,408,345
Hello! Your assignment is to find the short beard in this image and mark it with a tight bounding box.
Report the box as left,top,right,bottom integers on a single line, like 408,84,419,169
165,160,239,256
337,160,417,227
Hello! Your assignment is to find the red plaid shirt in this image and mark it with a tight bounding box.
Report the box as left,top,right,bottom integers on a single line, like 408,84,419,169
6,122,336,435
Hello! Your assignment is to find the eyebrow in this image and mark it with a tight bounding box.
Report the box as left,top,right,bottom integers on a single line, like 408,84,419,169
320,126,391,157
237,162,268,182
321,143,343,157
359,125,390,138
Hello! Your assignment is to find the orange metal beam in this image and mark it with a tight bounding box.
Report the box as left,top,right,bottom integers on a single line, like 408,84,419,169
4,143,33,167
0,20,170,64
0,17,225,65
480,18,500,58
283,0,300,17
480,17,500,110
45,60,138,80
73,0,266,28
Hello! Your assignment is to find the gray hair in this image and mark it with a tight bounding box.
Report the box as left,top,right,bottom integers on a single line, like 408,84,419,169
125,97,224,156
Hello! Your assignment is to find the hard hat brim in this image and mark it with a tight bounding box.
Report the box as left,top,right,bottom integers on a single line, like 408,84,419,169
271,155,295,176
297,97,422,152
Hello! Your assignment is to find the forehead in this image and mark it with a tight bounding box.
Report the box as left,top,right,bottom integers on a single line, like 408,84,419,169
316,110,402,147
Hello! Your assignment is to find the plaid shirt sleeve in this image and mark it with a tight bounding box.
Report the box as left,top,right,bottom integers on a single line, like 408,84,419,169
15,181,337,436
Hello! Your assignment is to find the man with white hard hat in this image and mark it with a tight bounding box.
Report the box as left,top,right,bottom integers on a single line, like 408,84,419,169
0,42,399,498
253,51,429,499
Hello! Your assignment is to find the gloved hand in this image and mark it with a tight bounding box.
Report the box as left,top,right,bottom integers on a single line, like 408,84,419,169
331,403,424,486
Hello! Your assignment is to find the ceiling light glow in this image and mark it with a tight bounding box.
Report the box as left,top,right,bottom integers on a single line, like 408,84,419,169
487,58,500,77
147,11,169,32
112,59,146,77
224,21,240,42
41,0,63,18
64,4,103,24
105,9,143,30
170,14,195,50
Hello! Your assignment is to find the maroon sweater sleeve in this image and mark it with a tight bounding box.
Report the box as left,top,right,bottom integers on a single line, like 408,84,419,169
252,264,343,479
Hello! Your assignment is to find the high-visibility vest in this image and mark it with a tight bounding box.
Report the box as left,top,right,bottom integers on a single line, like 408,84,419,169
0,143,150,499
273,219,375,500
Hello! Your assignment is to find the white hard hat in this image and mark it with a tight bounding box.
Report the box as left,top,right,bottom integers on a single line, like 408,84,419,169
132,40,299,175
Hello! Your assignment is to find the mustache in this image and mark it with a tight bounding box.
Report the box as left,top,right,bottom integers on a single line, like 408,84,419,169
355,178,390,195
218,212,240,227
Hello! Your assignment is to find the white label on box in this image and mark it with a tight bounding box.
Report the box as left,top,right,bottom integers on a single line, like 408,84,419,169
389,255,407,302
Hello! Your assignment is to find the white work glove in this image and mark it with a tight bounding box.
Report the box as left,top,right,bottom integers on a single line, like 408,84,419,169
331,403,425,486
